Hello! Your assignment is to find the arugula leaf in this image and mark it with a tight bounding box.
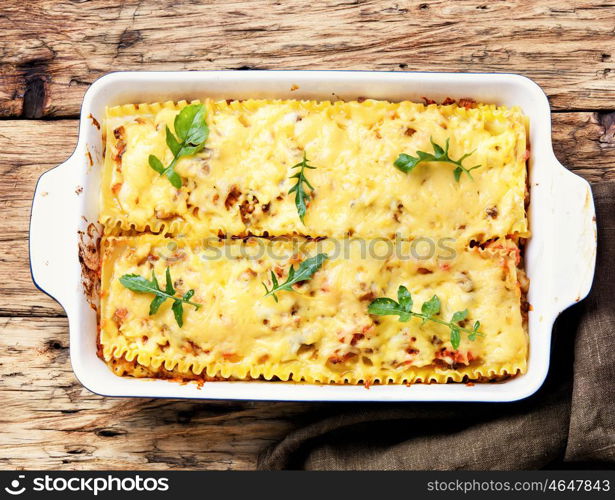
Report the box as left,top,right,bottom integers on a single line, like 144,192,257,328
288,152,317,223
263,253,328,302
172,292,196,328
451,309,468,323
148,155,165,174
367,297,411,322
449,309,469,350
149,269,166,315
148,103,209,189
368,285,412,321
368,286,483,350
171,301,184,328
468,320,481,341
450,326,461,350
119,267,201,327
164,267,175,295
165,127,182,157
421,295,441,317
394,137,481,182
397,285,413,316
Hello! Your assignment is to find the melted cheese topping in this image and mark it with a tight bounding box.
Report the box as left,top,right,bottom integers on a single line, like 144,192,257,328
99,98,530,384
100,236,527,384
101,99,529,242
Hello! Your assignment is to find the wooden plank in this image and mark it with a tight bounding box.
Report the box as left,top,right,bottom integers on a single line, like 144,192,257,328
0,120,80,317
552,111,615,182
1,0,614,117
0,316,320,469
1,112,613,317
2,0,613,473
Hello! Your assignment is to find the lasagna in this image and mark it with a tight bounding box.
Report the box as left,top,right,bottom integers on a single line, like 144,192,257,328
101,100,529,241
98,98,530,385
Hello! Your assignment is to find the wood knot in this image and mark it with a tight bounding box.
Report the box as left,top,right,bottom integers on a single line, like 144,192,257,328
118,29,143,49
96,427,127,438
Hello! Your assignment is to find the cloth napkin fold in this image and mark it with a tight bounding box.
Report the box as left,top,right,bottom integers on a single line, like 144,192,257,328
258,181,615,471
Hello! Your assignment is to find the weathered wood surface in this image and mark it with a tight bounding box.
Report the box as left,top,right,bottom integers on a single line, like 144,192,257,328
0,317,323,469
0,0,614,471
1,0,615,118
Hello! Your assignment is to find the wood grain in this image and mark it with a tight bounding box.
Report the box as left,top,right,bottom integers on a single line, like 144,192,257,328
0,317,323,469
1,0,614,471
1,0,614,118
0,120,79,317
552,111,615,182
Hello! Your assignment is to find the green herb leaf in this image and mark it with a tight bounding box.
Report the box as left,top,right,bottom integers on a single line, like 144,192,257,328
263,253,328,302
118,274,157,294
451,309,468,324
165,168,183,189
172,300,184,328
421,295,441,317
394,153,420,174
119,267,200,328
431,138,445,157
148,103,209,188
165,126,182,156
397,285,413,311
450,326,461,350
164,267,175,295
453,166,463,183
175,104,208,145
468,320,481,341
149,295,166,315
148,155,165,174
149,271,166,315
368,286,483,350
394,137,481,182
288,152,317,223
368,298,410,322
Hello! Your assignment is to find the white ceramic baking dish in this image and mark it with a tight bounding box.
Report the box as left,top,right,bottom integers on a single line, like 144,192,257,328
30,71,596,402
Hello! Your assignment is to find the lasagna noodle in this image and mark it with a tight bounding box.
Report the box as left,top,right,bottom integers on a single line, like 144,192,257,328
101,99,529,243
100,236,528,384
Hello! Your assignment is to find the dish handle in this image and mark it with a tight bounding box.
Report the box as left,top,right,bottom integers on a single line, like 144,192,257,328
550,162,597,312
29,154,82,310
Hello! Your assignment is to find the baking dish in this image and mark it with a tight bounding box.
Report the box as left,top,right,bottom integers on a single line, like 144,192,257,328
29,71,596,402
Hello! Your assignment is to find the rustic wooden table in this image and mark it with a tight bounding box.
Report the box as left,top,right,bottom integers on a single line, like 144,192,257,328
1,0,613,470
